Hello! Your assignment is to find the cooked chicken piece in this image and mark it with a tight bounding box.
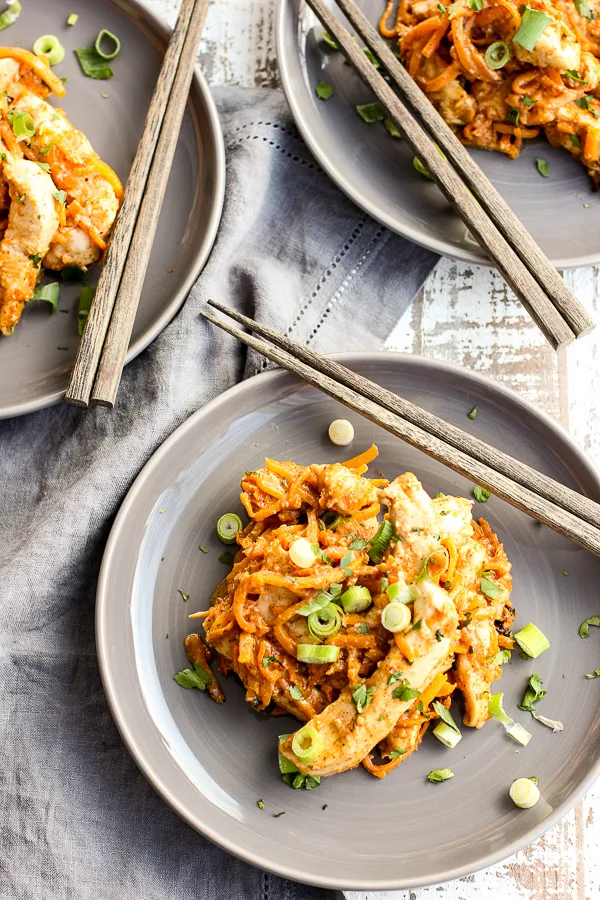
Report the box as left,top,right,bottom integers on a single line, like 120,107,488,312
454,618,500,727
381,472,474,580
312,463,379,516
580,51,600,90
10,92,121,269
0,147,60,335
0,58,19,93
411,0,441,17
512,18,581,71
183,634,225,704
279,581,458,776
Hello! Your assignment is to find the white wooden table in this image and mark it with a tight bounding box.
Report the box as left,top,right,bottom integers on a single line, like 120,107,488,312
147,0,600,895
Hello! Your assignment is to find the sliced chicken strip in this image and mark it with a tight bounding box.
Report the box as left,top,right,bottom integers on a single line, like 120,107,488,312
10,92,121,269
0,147,60,335
279,582,458,777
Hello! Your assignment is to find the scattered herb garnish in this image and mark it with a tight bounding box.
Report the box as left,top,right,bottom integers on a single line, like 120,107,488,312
388,670,404,685
565,69,587,83
579,615,600,638
53,190,67,205
505,107,520,126
28,252,43,267
392,680,421,701
473,486,491,502
281,773,320,790
412,618,422,630
348,537,368,551
356,622,369,634
585,668,600,679
427,768,454,783
174,661,212,691
435,629,443,642
315,80,333,100
480,572,504,600
389,748,406,759
289,685,303,700
467,405,477,420
218,551,234,566
257,799,265,810
522,96,536,107
570,133,581,148
356,102,386,123
273,811,286,818
263,656,279,668
177,589,190,602
199,545,208,553
573,0,595,19
519,673,547,712
536,157,550,177
432,700,461,733
351,683,376,713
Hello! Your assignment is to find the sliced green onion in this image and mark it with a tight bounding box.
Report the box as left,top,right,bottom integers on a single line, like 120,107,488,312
322,30,339,49
467,405,477,419
488,692,513,724
480,572,504,600
296,592,332,617
413,156,432,179
505,722,533,746
368,520,394,563
514,623,550,658
432,700,461,734
74,47,114,79
513,8,553,51
216,512,243,544
307,603,342,640
95,28,121,60
433,721,462,748
33,35,65,66
278,733,298,774
0,0,20,31
67,13,79,26
381,602,411,633
509,777,540,808
315,80,333,100
415,546,450,583
328,418,354,446
384,118,401,138
356,102,385,123
8,110,35,139
427,768,454,783
31,281,59,312
291,725,324,762
78,285,95,335
339,585,372,613
296,643,340,664
485,41,512,68
386,582,414,604
536,157,550,177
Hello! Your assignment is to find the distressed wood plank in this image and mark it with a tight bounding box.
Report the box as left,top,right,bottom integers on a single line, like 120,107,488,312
149,0,600,897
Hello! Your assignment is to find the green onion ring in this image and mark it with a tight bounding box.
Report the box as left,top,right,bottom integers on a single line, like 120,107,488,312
296,644,340,664
95,28,121,60
485,41,512,69
291,725,324,762
381,602,411,633
216,512,243,544
307,603,342,640
339,585,372,613
33,34,65,66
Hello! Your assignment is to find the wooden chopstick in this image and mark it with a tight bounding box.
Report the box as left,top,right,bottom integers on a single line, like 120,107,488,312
90,0,211,407
200,308,600,557
206,299,600,529
66,0,210,408
332,0,595,340
302,0,592,349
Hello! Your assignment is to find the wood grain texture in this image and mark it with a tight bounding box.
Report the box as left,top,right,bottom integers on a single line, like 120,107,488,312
65,0,205,407
90,0,211,406
149,0,600,896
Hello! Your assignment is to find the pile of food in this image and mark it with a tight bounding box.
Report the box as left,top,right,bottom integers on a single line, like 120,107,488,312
183,445,517,782
0,47,122,335
380,0,600,183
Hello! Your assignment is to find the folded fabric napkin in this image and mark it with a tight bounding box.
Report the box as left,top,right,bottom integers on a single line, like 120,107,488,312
0,86,438,900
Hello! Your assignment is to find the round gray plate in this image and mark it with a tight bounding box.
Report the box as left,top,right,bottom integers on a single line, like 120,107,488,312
98,353,600,891
0,0,225,419
276,0,600,267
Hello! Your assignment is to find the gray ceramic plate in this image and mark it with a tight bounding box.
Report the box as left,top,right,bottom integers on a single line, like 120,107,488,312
0,0,225,419
276,0,600,268
98,352,600,891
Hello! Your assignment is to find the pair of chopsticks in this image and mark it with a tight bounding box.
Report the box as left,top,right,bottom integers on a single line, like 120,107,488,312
201,300,600,558
65,0,210,409
303,0,595,350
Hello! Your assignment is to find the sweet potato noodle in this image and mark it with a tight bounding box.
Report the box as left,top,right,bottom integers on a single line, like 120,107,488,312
188,447,516,780
380,0,600,185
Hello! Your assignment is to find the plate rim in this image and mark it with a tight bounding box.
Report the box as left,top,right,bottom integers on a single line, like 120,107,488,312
97,350,600,890
275,0,600,270
0,0,226,421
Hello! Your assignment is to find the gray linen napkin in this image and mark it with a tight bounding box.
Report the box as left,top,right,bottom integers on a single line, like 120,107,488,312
0,86,438,900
